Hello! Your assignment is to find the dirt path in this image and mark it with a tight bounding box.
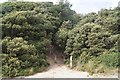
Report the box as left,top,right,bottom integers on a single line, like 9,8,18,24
25,46,118,78
25,56,118,78
25,51,91,78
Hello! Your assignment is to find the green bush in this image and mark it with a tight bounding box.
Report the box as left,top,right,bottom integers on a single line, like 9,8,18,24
2,54,22,78
97,52,120,68
1,37,49,78
77,52,92,64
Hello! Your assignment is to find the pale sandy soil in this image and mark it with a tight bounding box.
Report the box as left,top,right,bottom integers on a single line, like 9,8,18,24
25,63,118,78
25,47,118,78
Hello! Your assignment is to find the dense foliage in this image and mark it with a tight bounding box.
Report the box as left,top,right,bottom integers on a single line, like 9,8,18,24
1,1,120,77
1,1,80,77
62,7,120,70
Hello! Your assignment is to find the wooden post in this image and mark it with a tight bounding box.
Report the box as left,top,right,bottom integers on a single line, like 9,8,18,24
50,45,53,55
70,55,72,68
54,54,57,63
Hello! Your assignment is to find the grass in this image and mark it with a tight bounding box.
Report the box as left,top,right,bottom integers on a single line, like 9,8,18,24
75,60,118,75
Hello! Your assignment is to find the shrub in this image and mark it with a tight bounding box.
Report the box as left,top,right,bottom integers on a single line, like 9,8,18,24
97,52,120,68
1,37,49,78
77,51,92,64
76,52,119,75
2,54,22,78
6,37,37,56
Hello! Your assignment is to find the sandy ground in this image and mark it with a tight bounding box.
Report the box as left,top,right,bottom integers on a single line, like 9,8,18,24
25,64,118,78
25,48,118,78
